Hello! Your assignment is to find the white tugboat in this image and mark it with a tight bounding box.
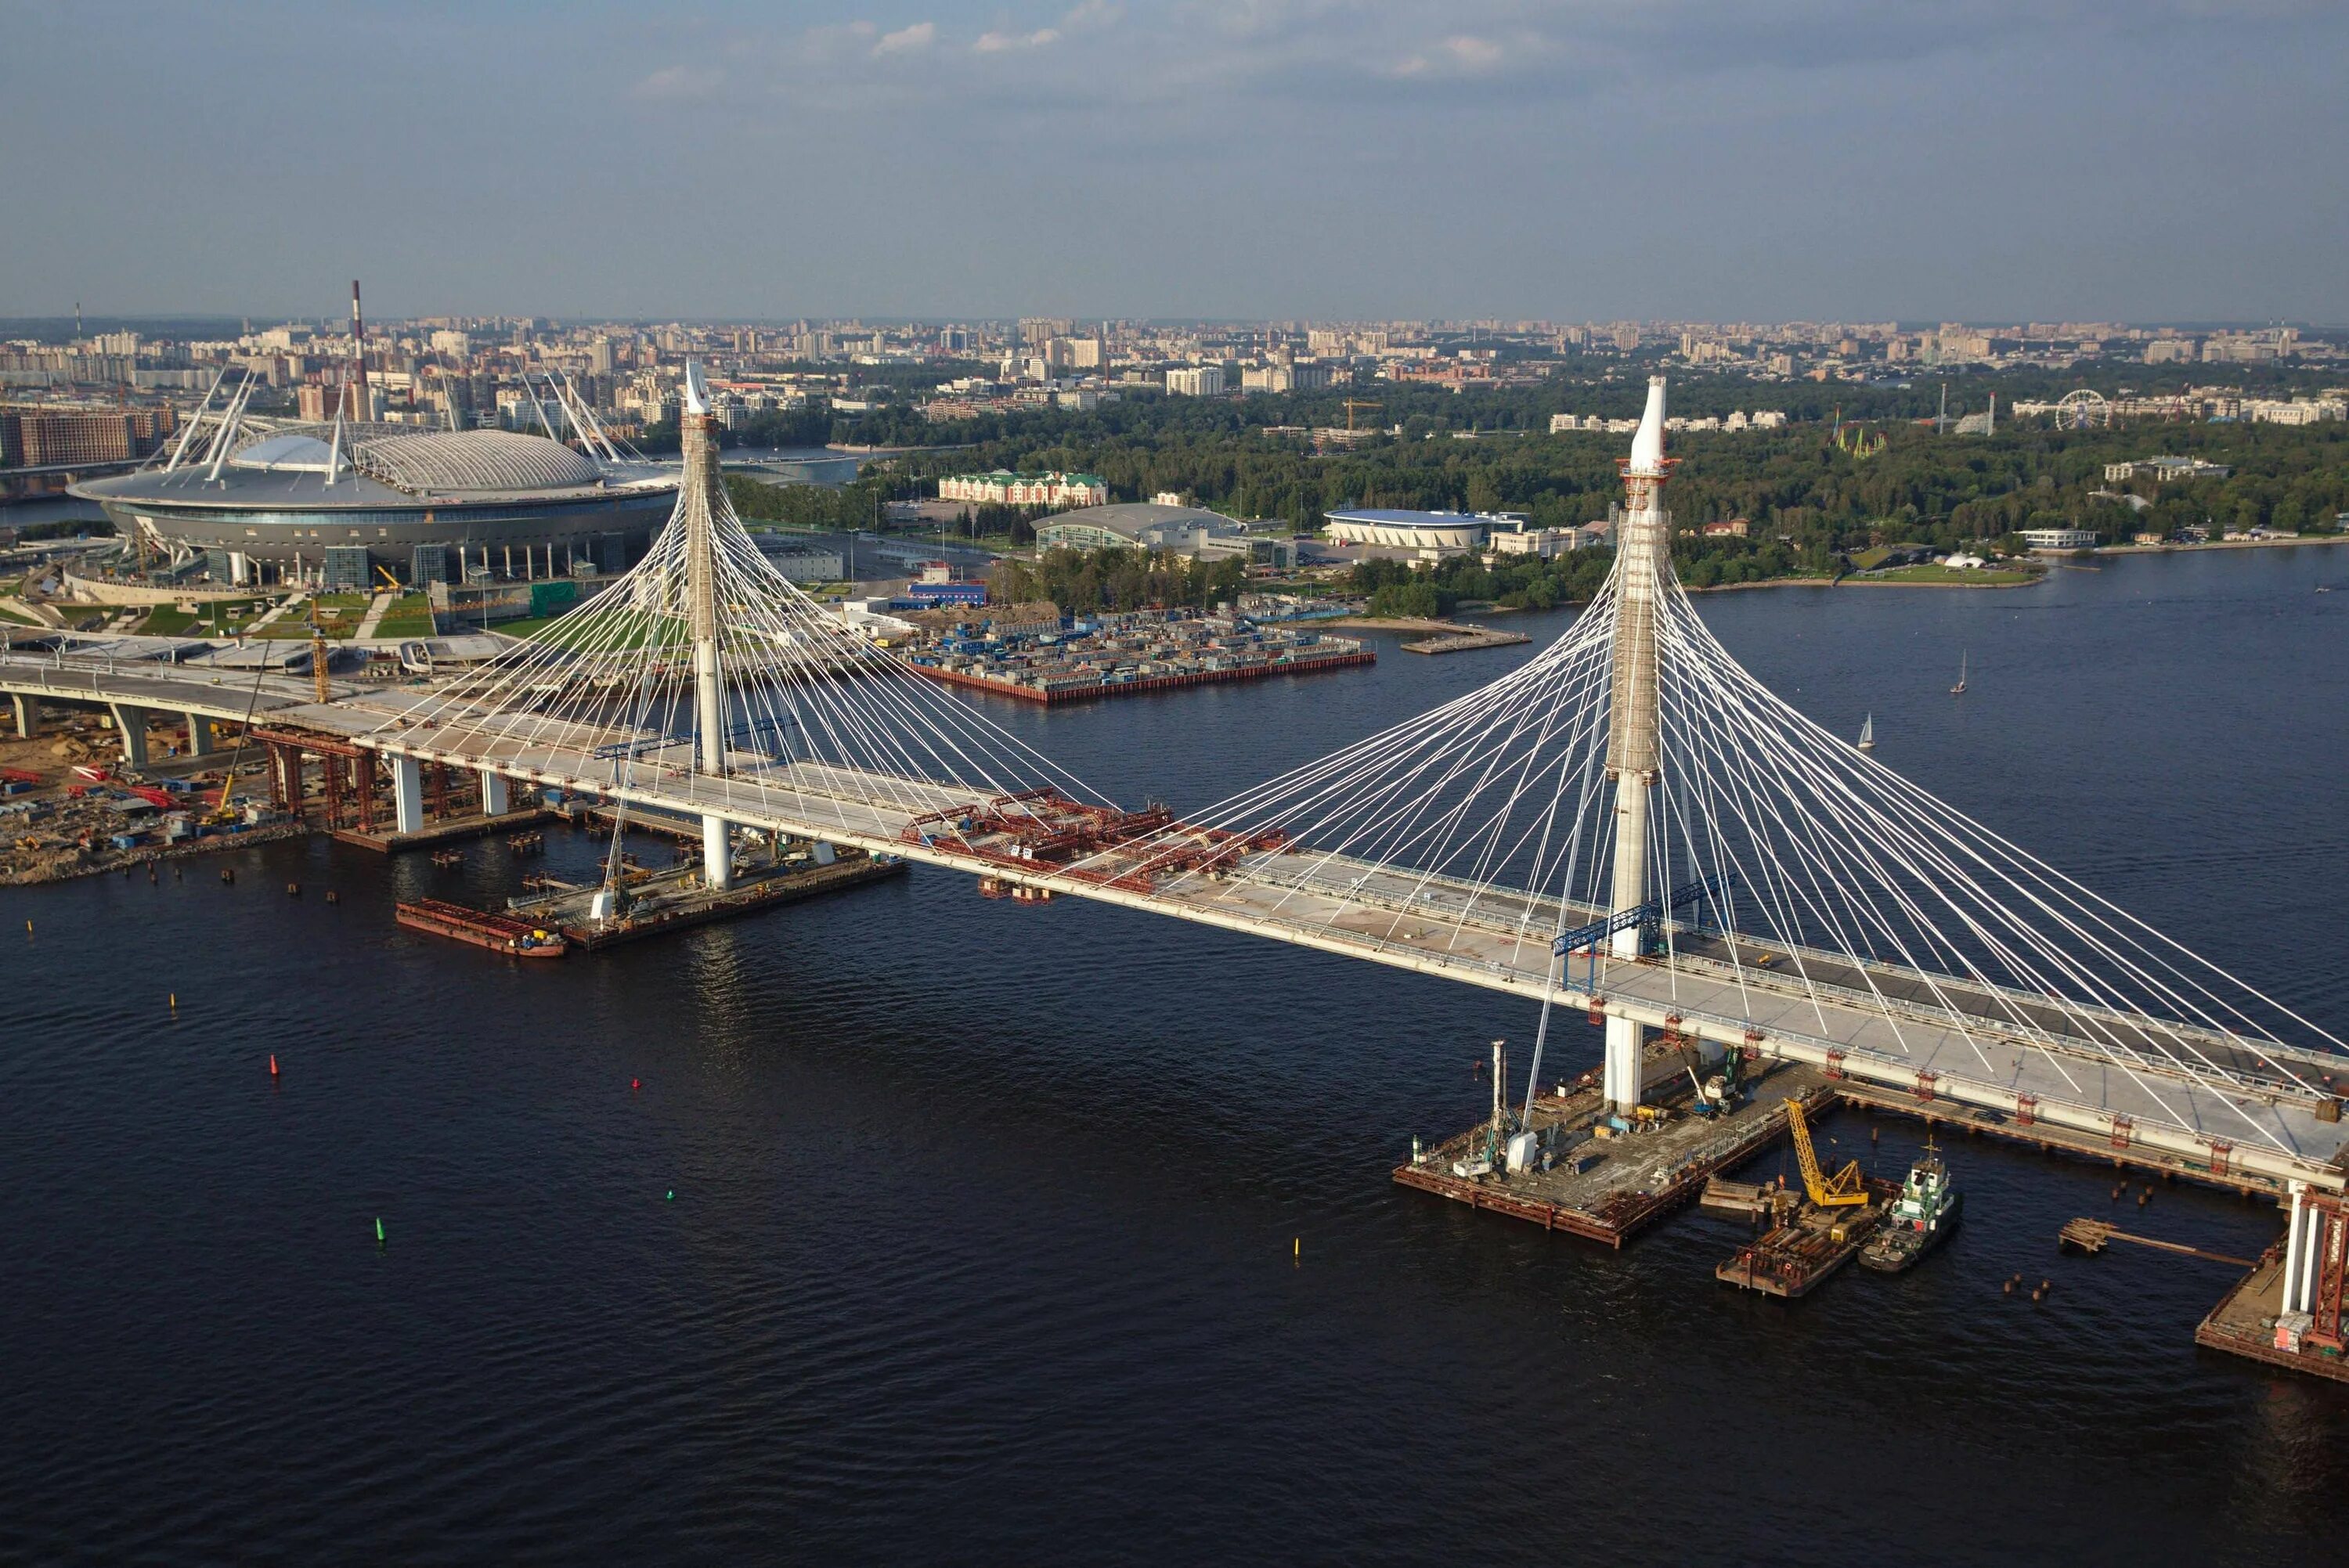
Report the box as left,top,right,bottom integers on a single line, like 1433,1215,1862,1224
1860,1138,1961,1273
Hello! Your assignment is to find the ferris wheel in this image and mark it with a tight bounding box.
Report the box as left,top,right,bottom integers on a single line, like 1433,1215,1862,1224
2053,388,2113,429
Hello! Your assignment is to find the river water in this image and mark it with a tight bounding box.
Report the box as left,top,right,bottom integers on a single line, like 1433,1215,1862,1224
6,547,2347,1565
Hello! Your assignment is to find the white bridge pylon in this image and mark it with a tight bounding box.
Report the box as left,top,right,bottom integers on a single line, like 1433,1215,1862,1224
370,371,1105,848
1067,373,2347,1180
345,368,2348,1189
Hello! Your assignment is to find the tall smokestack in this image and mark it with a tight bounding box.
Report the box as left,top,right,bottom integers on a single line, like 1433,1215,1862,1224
350,279,369,416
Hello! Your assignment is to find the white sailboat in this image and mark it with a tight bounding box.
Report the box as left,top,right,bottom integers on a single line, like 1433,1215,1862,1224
1856,713,1875,752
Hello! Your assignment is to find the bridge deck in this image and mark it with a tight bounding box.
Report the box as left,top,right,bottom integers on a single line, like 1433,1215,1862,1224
10,656,2344,1191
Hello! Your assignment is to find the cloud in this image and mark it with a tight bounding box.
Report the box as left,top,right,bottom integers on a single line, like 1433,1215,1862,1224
799,19,880,62
976,26,1064,52
1444,34,1504,71
630,63,723,99
874,20,936,56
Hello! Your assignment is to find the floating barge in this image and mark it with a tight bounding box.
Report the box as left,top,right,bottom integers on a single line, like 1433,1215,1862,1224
334,806,558,855
915,647,1373,704
2195,1249,2349,1385
395,896,568,958
1716,1183,1896,1297
1402,626,1533,655
1392,1058,1835,1248
905,608,1373,705
513,845,906,951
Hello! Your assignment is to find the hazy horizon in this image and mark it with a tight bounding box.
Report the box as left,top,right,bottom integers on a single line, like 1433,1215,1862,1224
5,1,2344,324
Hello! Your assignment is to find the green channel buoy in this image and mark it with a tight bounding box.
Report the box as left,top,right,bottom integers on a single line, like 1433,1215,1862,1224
374,1217,384,1245
666,1190,674,1202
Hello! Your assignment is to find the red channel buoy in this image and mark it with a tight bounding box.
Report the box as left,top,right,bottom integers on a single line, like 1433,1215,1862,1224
269,1054,280,1078
631,1078,641,1091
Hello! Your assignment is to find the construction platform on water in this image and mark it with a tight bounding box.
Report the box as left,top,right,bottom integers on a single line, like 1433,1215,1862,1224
503,843,904,952
1395,1043,1835,1247
2196,1247,2349,1385
334,806,561,855
1713,1176,1900,1297
1401,625,1533,656
1401,1038,2349,1384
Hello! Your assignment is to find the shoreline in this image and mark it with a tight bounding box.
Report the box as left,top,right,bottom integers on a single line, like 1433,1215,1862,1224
2,819,310,888
1836,575,2041,590
2084,534,2349,559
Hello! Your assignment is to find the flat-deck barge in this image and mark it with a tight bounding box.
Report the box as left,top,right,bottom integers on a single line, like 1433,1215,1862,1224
1393,1056,1834,1248
512,845,906,951
395,896,568,957
2195,1248,2349,1385
1716,1181,1897,1297
905,608,1373,705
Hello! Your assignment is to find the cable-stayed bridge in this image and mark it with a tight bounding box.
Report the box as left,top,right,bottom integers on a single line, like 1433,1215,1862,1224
9,372,2347,1213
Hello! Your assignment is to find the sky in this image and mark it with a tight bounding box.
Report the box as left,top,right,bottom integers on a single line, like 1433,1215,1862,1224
3,0,2344,325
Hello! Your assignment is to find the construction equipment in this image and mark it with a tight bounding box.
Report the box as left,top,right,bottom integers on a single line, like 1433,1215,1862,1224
308,604,331,705
1786,1098,1867,1207
2057,1218,2253,1267
207,635,276,822
1340,398,1380,434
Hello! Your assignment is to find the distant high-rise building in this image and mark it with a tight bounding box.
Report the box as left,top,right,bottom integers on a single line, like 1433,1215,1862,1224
0,404,175,466
1166,365,1225,397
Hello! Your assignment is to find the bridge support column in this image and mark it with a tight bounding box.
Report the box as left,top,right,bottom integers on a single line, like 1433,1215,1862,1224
702,814,734,891
389,753,424,836
182,712,218,756
109,705,150,770
2285,1184,2308,1315
480,770,511,816
1604,1014,1644,1111
10,693,36,740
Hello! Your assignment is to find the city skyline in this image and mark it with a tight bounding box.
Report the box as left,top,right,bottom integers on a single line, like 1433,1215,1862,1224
4,1,2344,323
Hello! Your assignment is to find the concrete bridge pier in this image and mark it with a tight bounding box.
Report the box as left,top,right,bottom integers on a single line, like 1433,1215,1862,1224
702,814,734,891
108,704,151,770
10,693,36,741
480,769,511,816
182,712,218,756
1604,1015,1644,1112
390,753,425,835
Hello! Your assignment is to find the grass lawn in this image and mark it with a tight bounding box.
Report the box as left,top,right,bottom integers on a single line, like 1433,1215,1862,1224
374,613,438,639
1868,564,2038,586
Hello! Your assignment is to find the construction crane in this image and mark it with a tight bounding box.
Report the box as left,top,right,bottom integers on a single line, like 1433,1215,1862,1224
1785,1099,1867,1207
308,604,332,705
207,635,275,824
1341,398,1380,434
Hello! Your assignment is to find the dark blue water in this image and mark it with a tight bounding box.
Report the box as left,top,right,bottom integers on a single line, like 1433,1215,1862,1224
7,548,2347,1565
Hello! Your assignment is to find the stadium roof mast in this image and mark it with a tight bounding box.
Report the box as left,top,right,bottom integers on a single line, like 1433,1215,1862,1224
350,280,368,414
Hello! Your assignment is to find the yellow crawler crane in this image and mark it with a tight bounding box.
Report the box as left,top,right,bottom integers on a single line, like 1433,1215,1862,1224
1785,1098,1868,1207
